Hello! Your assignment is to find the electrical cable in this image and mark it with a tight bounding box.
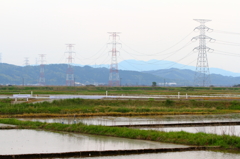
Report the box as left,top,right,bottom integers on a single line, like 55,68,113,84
214,30,240,35
79,44,108,60
214,42,240,47
55,53,66,64
118,55,143,71
119,41,193,65
212,50,240,57
179,59,196,69
217,40,240,45
119,31,194,56
213,40,240,46
164,51,194,69
74,45,109,66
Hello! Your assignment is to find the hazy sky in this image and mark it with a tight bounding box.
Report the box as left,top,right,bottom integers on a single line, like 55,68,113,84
1,0,240,72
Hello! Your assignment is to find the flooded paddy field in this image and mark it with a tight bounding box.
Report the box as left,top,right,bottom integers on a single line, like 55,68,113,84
17,113,240,136
0,123,16,128
0,129,189,155
139,125,240,136
19,113,240,126
45,151,240,159
3,114,240,158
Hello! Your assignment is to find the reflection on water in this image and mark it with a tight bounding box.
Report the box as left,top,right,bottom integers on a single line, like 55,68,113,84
139,125,240,136
0,123,15,127
19,114,240,126
0,129,188,155
18,114,240,136
51,151,240,159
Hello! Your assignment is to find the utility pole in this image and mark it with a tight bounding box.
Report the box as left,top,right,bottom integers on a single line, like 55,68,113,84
65,44,75,86
108,32,121,86
38,54,46,85
192,19,214,87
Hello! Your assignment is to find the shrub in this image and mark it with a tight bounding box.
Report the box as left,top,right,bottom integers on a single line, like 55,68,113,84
165,99,174,106
229,101,240,110
148,98,154,101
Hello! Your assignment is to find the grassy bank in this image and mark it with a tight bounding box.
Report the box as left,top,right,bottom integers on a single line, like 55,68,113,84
1,85,240,95
1,118,240,149
0,98,240,117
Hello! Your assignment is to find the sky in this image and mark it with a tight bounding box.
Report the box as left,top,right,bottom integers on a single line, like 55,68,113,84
1,0,240,72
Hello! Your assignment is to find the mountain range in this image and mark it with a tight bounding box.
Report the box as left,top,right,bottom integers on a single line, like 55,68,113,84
0,63,164,86
86,59,240,77
0,61,239,86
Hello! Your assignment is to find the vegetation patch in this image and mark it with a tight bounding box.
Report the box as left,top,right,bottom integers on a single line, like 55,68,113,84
0,98,239,116
1,118,240,150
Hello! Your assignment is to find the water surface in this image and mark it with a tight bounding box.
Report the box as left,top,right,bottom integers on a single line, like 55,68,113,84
19,113,240,126
50,151,240,159
139,125,240,136
0,129,188,155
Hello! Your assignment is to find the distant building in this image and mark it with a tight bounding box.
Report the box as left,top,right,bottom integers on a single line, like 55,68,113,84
158,82,177,86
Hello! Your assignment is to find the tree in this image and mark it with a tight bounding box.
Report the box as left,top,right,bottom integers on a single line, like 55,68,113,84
152,81,157,87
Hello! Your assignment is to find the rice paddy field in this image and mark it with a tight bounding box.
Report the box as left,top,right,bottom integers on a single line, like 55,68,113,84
1,86,240,158
1,85,240,96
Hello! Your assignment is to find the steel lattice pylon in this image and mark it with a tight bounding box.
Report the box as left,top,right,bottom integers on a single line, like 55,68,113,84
192,19,214,87
108,32,121,86
65,44,75,86
38,54,46,85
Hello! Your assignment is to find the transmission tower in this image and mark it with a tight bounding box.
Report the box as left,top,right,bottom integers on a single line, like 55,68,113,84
38,54,46,85
35,58,38,65
192,19,214,87
24,57,29,66
65,44,75,86
108,32,121,86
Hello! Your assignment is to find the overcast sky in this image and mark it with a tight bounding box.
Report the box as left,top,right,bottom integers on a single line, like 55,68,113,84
1,0,240,72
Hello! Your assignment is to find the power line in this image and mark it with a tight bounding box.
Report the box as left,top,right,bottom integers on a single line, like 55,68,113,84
120,41,193,65
119,31,194,56
179,59,196,69
75,46,108,65
164,51,194,69
118,55,142,71
213,40,240,46
77,43,109,60
213,50,240,57
214,30,240,35
118,50,194,72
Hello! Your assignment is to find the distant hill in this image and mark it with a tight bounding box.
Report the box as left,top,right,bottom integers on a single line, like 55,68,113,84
87,59,240,77
0,63,164,86
0,63,239,86
144,68,240,86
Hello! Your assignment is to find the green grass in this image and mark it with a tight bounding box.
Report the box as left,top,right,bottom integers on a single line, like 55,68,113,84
0,98,239,116
1,118,240,149
1,85,240,95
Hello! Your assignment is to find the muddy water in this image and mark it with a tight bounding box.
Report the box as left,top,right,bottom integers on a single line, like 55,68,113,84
0,129,188,155
19,113,240,126
49,151,240,159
